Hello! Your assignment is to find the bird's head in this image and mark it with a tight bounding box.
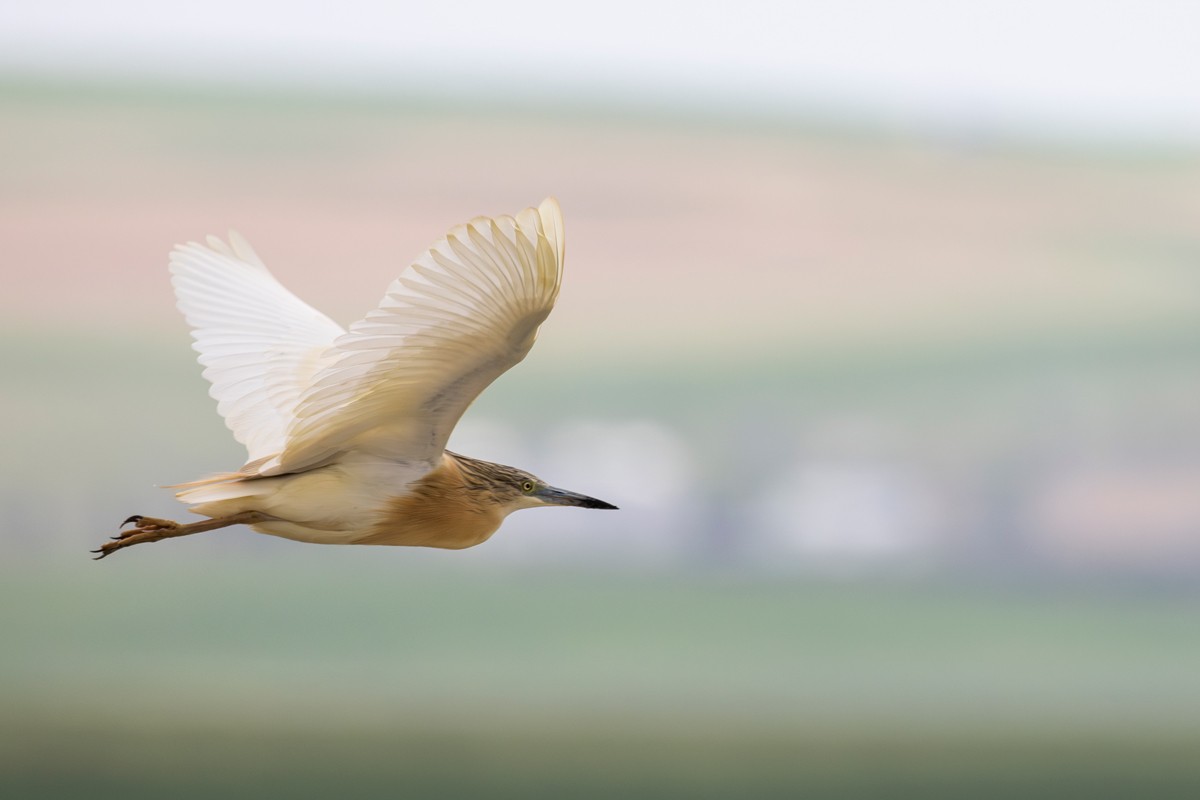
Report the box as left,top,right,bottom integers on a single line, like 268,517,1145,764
508,472,620,514
451,453,618,515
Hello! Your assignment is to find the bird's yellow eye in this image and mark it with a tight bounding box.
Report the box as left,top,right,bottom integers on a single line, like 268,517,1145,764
521,481,535,493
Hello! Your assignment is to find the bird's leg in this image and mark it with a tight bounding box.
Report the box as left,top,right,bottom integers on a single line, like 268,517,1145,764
91,511,269,560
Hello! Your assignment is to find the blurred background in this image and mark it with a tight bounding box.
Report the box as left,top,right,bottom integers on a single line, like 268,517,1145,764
2,1,1199,797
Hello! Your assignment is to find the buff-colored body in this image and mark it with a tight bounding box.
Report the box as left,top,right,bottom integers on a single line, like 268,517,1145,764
182,453,516,550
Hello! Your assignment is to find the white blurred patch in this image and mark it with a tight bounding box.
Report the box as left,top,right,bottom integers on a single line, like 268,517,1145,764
543,419,690,507
759,459,939,566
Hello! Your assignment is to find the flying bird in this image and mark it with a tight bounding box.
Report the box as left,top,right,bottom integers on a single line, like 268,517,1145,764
93,198,615,560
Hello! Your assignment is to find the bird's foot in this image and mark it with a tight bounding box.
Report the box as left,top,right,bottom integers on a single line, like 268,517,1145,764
91,515,181,560
119,515,179,535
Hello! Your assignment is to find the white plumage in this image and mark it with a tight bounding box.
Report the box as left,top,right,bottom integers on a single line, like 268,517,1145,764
172,198,561,481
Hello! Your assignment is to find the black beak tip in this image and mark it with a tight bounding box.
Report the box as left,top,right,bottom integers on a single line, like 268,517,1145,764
587,498,619,510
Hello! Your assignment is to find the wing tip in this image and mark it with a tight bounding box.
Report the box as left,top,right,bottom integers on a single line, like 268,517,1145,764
226,229,267,268
538,195,561,219
535,196,565,270
529,198,564,293
168,231,269,275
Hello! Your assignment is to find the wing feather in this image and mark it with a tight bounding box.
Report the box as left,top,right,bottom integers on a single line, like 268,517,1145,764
249,198,564,476
169,234,346,463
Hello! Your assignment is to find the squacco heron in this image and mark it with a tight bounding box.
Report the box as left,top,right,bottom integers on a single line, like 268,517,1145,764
92,198,615,560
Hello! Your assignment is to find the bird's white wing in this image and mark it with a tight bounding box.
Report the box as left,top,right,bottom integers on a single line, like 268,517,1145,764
170,232,346,464
247,197,564,477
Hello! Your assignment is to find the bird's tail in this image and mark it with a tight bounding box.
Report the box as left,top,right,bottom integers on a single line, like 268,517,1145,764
168,473,261,511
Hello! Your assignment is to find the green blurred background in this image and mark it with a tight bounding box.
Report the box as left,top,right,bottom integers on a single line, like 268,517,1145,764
2,3,1200,797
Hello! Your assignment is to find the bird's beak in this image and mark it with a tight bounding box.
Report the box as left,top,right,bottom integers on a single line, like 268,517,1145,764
536,485,618,510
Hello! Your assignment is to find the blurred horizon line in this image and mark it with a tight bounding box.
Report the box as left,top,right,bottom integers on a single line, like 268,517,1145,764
4,72,1198,159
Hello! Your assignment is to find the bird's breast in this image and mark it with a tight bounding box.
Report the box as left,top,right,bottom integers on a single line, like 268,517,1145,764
353,457,503,549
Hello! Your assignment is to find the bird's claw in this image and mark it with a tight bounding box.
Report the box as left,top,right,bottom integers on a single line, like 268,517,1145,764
91,543,123,560
91,515,180,560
